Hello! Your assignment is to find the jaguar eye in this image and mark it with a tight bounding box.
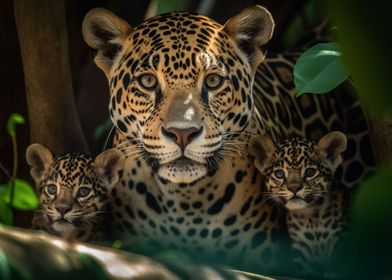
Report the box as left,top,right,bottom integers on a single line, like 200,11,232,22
204,74,224,90
77,187,91,198
274,169,285,179
46,184,57,195
304,167,317,178
138,73,158,90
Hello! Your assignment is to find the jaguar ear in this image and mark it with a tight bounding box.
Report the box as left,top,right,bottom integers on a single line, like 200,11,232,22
317,131,347,172
26,144,53,186
248,135,275,173
223,5,274,72
94,148,124,188
82,8,132,78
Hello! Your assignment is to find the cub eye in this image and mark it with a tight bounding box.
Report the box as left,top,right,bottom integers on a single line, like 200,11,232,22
77,187,91,198
138,73,158,90
204,74,224,90
46,184,57,195
304,167,317,178
274,169,285,179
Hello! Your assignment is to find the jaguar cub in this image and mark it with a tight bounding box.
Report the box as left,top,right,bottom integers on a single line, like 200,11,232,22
249,132,349,276
26,144,124,242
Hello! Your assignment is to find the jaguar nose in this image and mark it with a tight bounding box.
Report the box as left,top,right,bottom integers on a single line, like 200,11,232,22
287,183,303,194
161,126,203,151
55,205,72,216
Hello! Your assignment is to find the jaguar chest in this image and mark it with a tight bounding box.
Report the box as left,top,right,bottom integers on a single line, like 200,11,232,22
108,149,284,269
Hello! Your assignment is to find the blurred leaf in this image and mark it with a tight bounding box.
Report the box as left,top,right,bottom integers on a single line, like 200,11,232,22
111,240,122,249
0,249,11,280
157,0,182,14
93,119,112,141
337,168,392,278
328,1,392,113
294,43,349,96
78,253,111,280
6,113,25,136
281,0,318,48
0,200,13,225
153,249,193,263
2,179,39,210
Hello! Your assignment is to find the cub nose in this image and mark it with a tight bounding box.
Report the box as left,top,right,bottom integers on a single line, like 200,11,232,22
55,205,72,216
287,183,303,194
161,126,203,151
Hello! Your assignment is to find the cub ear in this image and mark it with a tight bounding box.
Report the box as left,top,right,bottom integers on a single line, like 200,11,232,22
223,5,274,72
26,144,53,185
94,148,124,188
317,131,347,172
82,8,132,78
248,135,275,173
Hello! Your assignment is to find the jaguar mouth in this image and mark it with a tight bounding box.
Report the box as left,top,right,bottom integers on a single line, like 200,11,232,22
157,156,208,184
51,219,76,234
285,196,309,210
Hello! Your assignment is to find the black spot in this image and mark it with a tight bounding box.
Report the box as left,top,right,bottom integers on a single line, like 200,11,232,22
123,73,130,89
117,120,128,133
192,201,203,209
240,197,252,216
223,215,237,226
116,88,123,102
187,228,196,236
212,228,222,238
252,231,267,248
235,170,245,183
304,232,314,240
180,202,190,210
136,182,147,194
137,210,147,220
170,226,180,236
193,217,203,224
207,183,235,215
146,192,162,214
200,229,209,238
128,180,134,190
254,211,268,229
225,239,239,249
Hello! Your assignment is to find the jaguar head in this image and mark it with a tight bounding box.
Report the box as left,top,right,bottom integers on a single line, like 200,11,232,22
82,6,274,183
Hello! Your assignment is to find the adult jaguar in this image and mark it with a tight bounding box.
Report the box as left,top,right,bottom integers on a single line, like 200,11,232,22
82,6,374,272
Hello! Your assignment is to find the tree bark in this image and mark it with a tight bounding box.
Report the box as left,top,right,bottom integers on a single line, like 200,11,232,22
13,0,88,154
367,112,392,165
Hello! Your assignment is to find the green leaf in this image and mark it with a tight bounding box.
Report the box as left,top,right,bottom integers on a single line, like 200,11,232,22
6,113,25,136
0,200,13,225
294,42,350,96
2,179,39,210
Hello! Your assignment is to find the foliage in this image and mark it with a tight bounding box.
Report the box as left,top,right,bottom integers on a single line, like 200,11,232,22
293,42,349,97
0,114,39,225
328,0,392,114
281,0,319,48
293,1,392,277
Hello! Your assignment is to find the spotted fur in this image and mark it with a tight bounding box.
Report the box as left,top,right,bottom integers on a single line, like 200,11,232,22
81,6,373,273
249,132,349,277
26,144,124,242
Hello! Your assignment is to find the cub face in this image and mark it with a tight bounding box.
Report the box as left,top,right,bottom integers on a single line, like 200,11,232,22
26,144,124,239
248,132,347,210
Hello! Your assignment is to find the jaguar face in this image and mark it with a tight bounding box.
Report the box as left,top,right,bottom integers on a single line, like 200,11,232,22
83,6,274,183
249,132,347,210
26,144,124,238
